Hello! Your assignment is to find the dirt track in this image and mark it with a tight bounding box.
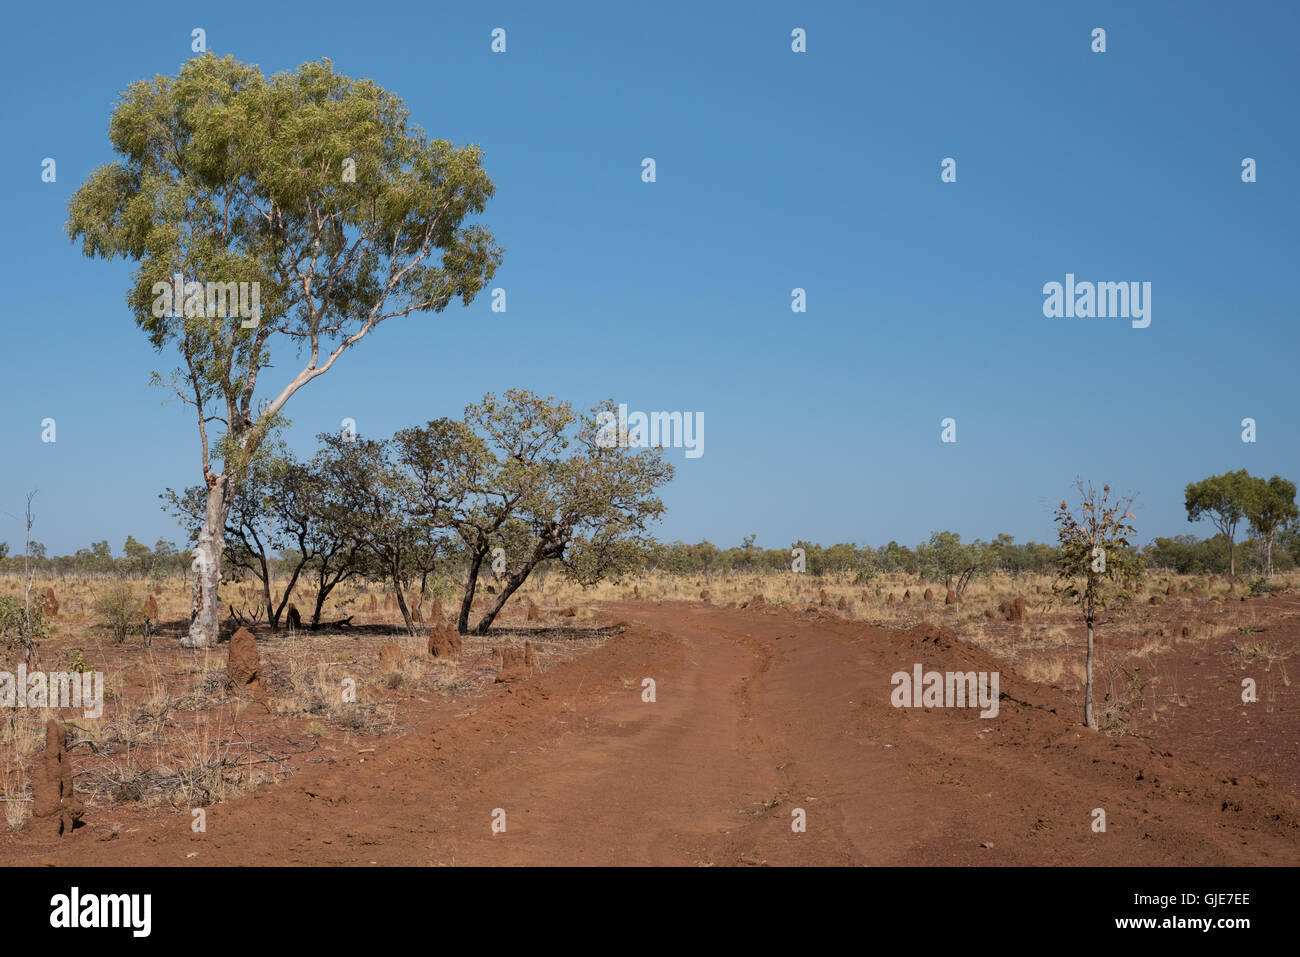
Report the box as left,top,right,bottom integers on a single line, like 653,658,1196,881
5,601,1299,865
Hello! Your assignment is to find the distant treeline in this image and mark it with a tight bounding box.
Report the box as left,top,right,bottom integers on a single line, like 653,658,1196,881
0,537,191,579
6,529,1295,583
642,531,1296,581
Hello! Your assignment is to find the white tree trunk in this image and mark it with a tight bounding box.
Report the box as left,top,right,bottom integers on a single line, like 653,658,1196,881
183,474,232,648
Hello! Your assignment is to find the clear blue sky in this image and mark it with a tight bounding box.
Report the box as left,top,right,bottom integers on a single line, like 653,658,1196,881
1,1,1297,556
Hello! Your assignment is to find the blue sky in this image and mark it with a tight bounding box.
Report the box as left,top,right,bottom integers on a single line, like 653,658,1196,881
1,1,1297,556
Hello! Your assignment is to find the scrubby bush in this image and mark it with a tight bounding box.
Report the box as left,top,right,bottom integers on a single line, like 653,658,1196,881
93,581,142,644
0,594,47,650
1247,576,1274,597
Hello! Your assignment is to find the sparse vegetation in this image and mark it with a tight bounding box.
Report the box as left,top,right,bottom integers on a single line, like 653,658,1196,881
91,581,143,644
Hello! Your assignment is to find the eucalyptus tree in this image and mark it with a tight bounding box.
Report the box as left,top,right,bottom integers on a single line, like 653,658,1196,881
1185,471,1250,578
1242,475,1298,578
67,53,501,646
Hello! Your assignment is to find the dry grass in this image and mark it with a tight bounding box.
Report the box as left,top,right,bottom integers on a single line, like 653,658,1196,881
0,708,50,831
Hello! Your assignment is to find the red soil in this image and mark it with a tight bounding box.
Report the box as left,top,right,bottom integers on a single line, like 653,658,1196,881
3,601,1297,865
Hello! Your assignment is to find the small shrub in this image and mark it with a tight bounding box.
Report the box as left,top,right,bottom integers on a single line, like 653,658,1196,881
1100,665,1148,733
92,582,143,644
0,594,47,651
1248,576,1273,597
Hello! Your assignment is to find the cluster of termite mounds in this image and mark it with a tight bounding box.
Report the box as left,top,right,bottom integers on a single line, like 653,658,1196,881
215,587,561,699
44,584,167,625
730,582,1044,625
1148,578,1245,606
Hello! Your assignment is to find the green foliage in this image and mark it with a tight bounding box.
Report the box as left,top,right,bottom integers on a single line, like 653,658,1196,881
168,431,371,629
1241,475,1298,577
0,595,48,646
122,535,152,575
1185,470,1249,527
64,649,91,674
1185,470,1251,574
1242,475,1297,534
922,531,984,593
621,534,1062,579
1280,523,1300,568
1146,533,1230,574
1053,482,1142,618
382,390,674,634
66,53,501,469
0,595,21,637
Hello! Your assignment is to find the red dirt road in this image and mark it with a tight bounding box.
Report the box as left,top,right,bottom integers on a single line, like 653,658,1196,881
5,602,1298,865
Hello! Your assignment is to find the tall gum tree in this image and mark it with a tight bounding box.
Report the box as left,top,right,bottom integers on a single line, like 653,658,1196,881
66,54,501,646
1185,470,1249,578
1242,475,1298,578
